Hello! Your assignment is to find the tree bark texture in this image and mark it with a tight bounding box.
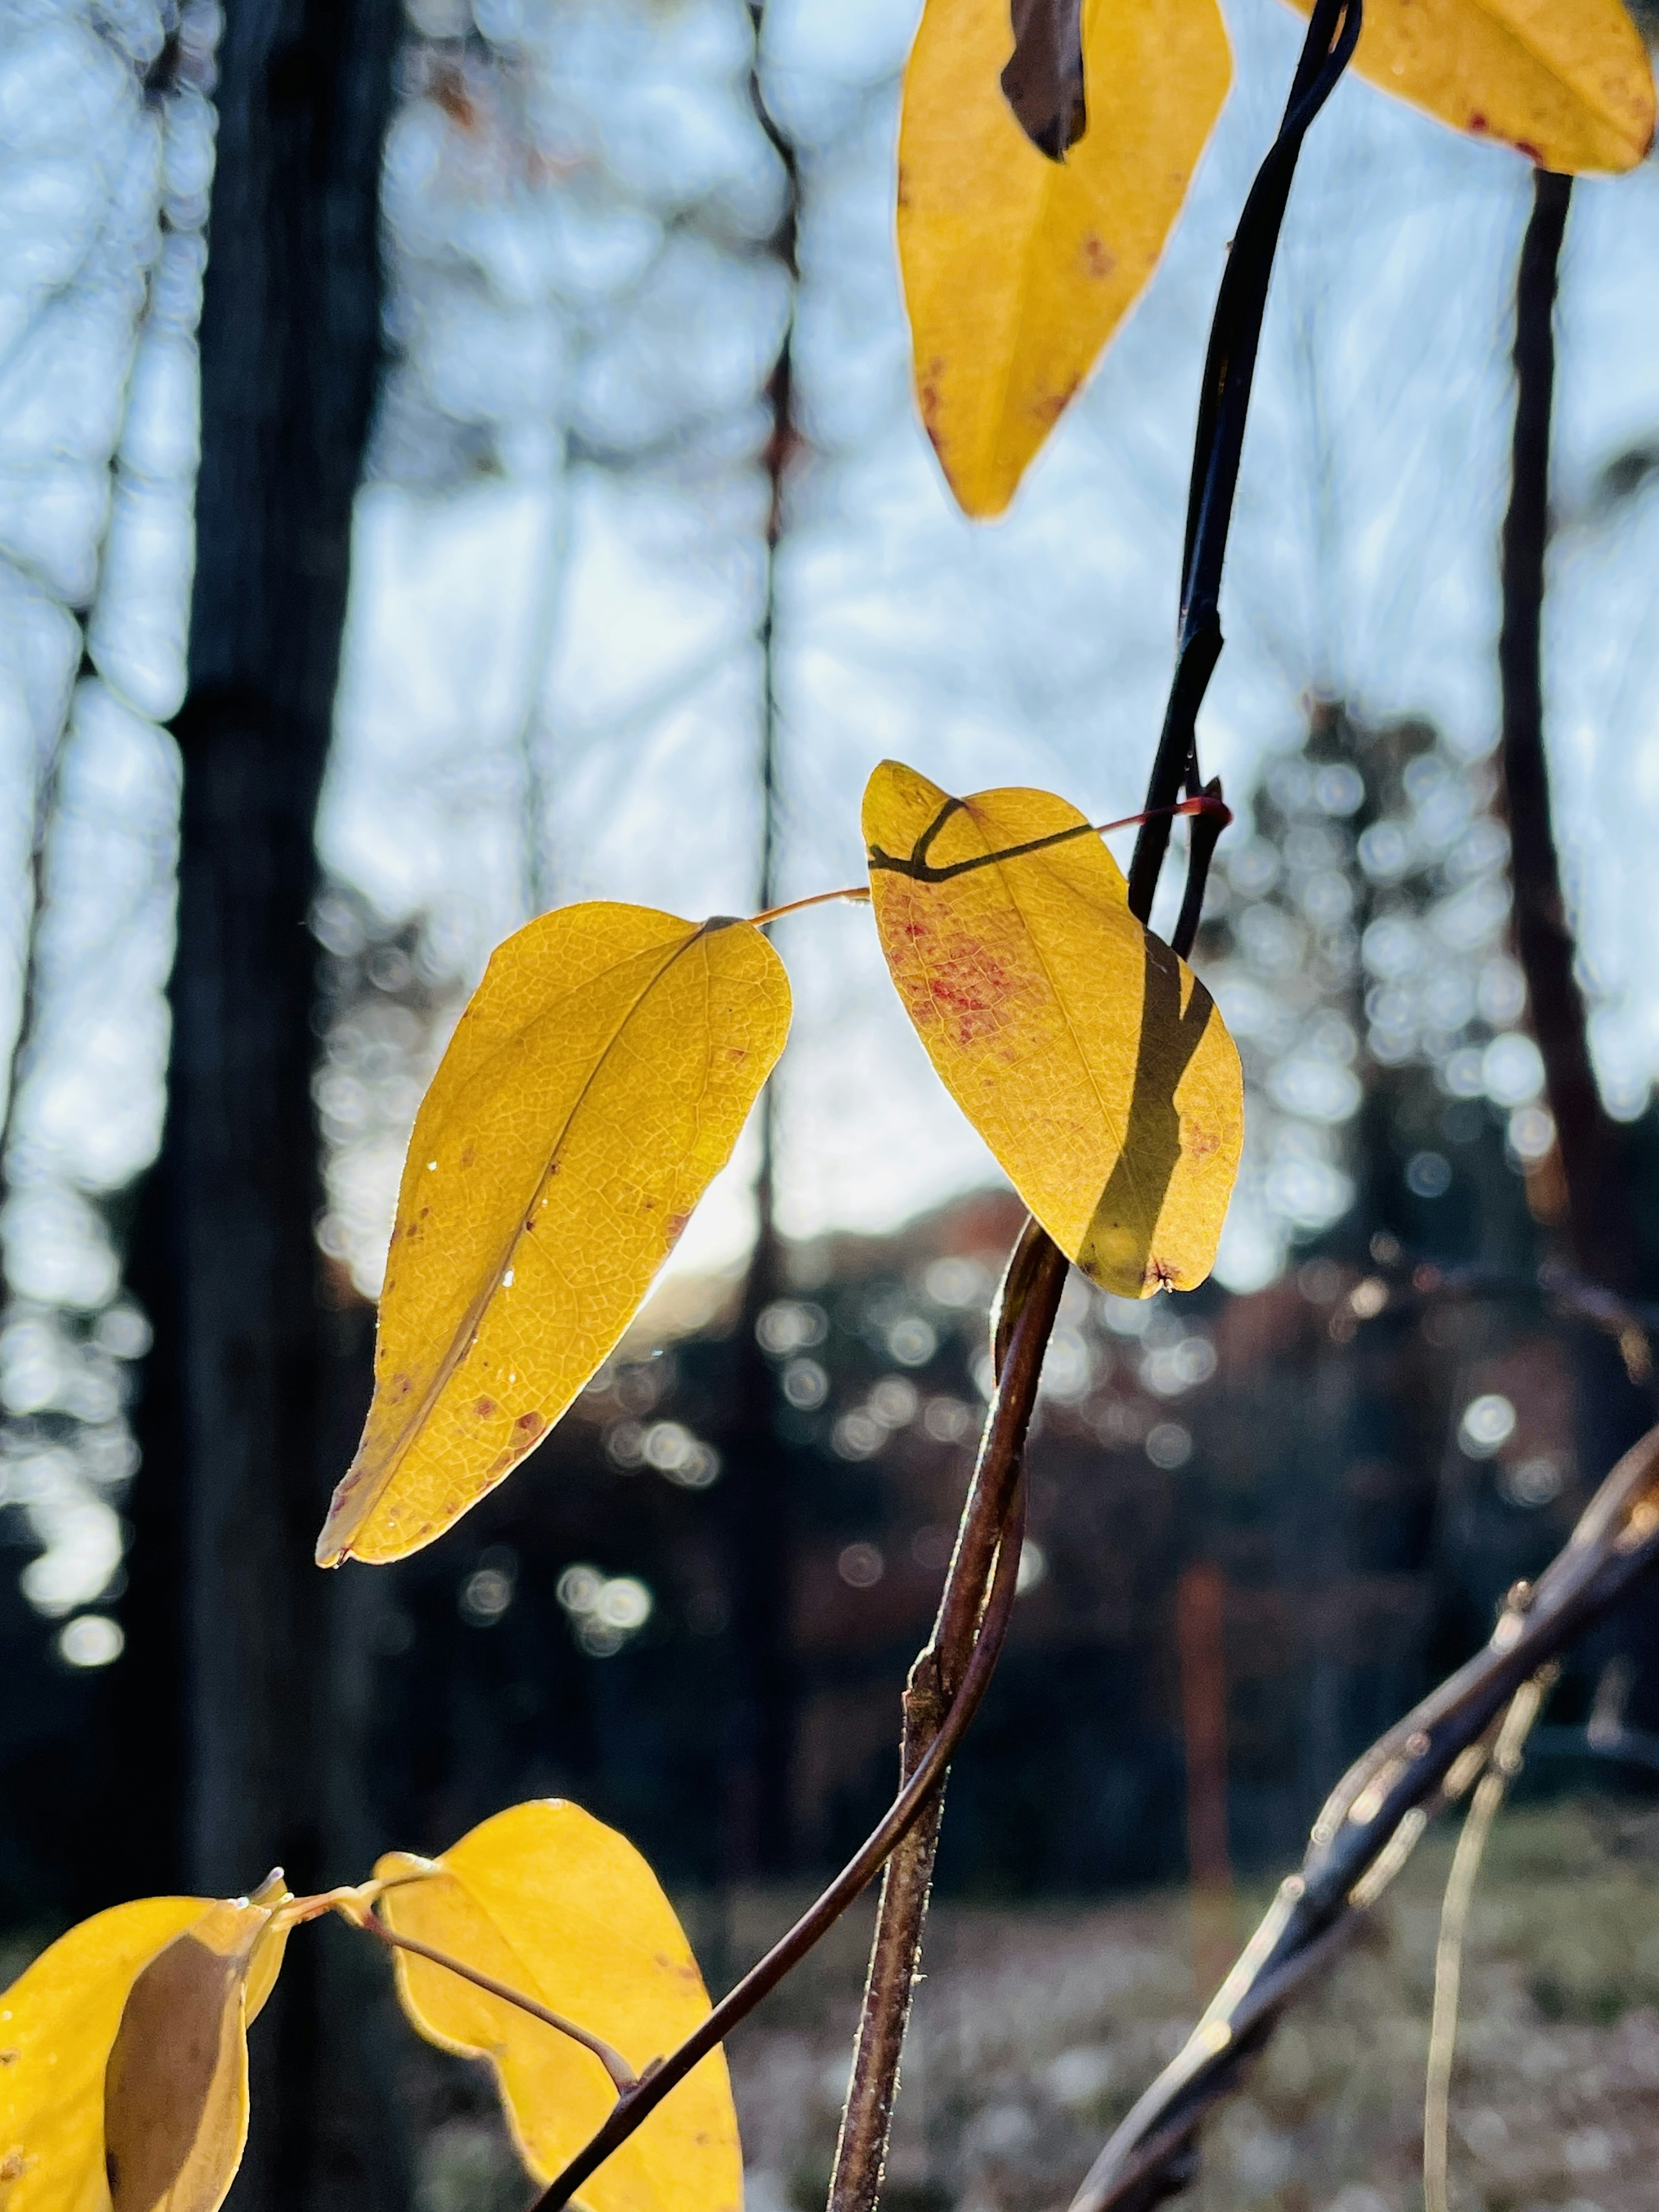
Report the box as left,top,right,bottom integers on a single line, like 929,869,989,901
129,0,401,2203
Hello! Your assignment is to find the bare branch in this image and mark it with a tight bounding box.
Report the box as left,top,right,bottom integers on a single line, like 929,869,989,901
1068,1424,1659,2212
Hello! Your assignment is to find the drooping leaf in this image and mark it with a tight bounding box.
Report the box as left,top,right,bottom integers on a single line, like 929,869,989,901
377,1801,740,2212
316,904,791,1566
1290,0,1656,172
898,0,1231,518
864,761,1242,1298
104,1898,286,2212
0,1886,289,2212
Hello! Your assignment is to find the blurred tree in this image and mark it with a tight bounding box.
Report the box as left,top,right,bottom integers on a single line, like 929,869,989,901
118,0,404,2206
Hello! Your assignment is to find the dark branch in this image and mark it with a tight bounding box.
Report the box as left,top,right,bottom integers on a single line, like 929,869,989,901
1068,1424,1659,2212
1127,0,1361,919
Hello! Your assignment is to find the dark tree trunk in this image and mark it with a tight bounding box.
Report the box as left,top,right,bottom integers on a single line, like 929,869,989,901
1497,169,1637,1295
118,0,402,2203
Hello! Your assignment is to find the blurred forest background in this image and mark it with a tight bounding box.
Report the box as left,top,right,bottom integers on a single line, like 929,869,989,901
7,0,1659,2204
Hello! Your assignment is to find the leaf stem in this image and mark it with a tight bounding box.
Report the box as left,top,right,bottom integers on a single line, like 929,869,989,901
342,1903,640,2094
749,885,872,926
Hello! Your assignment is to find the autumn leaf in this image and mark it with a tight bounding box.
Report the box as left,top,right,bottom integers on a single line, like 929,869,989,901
316,903,790,1567
898,0,1231,518
1288,0,1655,172
377,1801,740,2212
0,1884,290,2212
104,1897,288,2212
864,762,1242,1298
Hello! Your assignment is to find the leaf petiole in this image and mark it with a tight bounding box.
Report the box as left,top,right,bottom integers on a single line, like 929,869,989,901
333,1896,640,2094
754,792,1233,920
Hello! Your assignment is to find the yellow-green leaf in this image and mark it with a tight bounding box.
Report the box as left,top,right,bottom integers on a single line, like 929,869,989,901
0,1887,289,2212
316,903,790,1566
377,1801,740,2212
898,0,1231,518
104,1899,280,2212
1289,0,1656,172
864,761,1242,1297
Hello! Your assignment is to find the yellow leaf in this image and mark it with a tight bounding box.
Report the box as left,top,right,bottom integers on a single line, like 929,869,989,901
0,1888,290,2212
104,1900,279,2212
864,761,1242,1297
1287,0,1656,172
898,0,1231,517
316,903,790,1566
377,1801,740,2212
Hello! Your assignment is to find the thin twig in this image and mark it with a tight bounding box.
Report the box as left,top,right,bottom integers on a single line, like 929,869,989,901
1423,1670,1551,2212
1068,1426,1659,2212
345,1906,640,2094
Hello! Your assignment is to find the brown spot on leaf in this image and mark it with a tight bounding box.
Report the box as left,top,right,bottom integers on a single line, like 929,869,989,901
917,356,947,455
1468,110,1489,133
475,1397,497,1419
1080,232,1115,279
514,1410,545,1440
1184,1123,1220,1163
460,1143,476,1168
1033,373,1081,425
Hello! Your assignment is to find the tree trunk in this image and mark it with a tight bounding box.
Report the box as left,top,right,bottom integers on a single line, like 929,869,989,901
1497,169,1637,1294
124,0,401,2203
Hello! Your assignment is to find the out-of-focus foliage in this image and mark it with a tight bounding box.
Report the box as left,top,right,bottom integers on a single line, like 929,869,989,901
379,1800,741,2209
0,0,211,1652
1199,708,1538,1286
318,903,789,1565
895,0,1230,517
865,763,1242,1295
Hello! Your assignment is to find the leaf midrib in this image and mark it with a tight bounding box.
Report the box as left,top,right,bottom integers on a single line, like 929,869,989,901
967,802,1160,1233
352,926,708,1533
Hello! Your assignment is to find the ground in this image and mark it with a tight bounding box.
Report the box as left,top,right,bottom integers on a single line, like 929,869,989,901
404,1797,1659,2212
